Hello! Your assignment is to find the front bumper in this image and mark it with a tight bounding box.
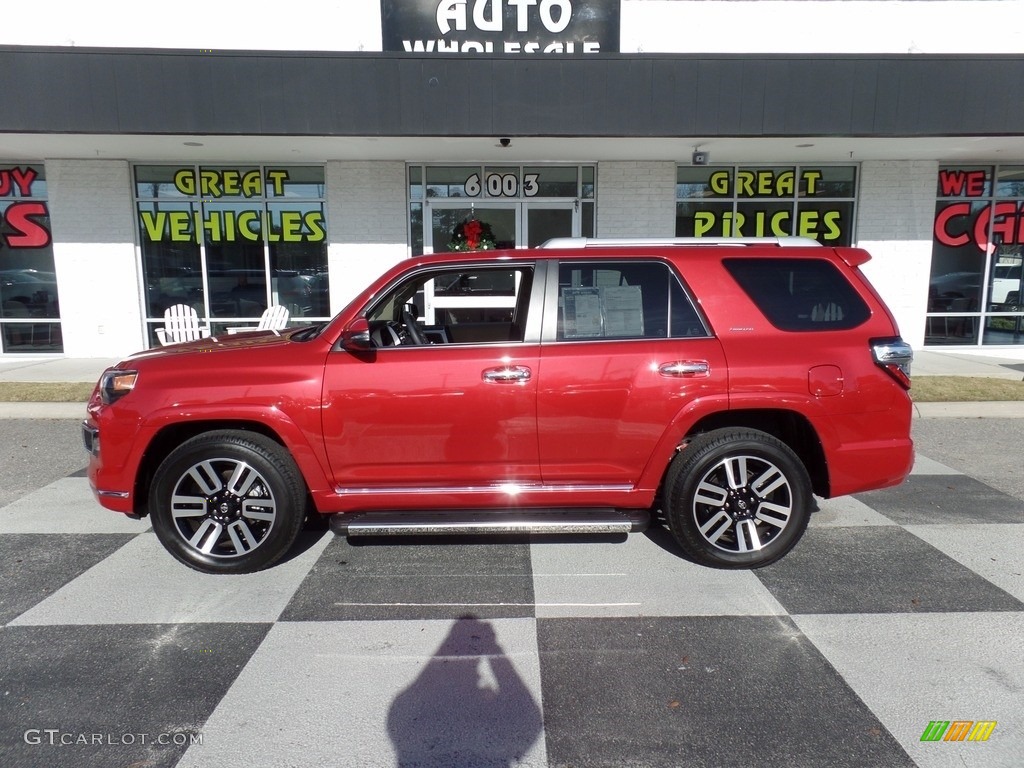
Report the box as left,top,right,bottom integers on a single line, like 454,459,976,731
82,418,136,514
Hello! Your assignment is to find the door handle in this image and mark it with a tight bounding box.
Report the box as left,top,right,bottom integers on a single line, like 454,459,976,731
658,360,710,377
482,365,532,383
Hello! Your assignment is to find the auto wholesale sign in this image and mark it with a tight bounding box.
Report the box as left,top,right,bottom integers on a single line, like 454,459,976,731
381,0,620,54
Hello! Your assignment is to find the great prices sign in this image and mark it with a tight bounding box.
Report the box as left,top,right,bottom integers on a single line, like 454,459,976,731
381,0,620,54
676,167,856,243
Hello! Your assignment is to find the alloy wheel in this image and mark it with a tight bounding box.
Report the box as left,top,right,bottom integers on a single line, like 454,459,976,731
169,458,278,559
690,453,794,554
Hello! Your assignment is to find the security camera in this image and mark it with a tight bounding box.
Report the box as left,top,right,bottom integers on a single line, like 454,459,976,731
499,137,511,148
692,151,709,166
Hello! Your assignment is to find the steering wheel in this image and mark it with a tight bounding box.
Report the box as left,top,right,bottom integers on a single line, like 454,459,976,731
401,307,427,345
371,322,403,347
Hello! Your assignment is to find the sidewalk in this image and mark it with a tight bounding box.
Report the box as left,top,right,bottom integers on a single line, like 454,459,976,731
1,349,1023,418
0,356,119,384
911,348,1024,379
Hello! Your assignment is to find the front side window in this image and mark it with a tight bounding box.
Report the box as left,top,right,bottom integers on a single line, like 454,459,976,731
723,257,870,332
135,165,328,345
556,261,707,340
367,265,534,346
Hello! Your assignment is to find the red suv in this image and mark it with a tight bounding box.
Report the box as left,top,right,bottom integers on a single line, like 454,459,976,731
83,237,914,574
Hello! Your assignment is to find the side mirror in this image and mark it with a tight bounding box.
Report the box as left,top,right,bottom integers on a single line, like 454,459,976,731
340,318,373,351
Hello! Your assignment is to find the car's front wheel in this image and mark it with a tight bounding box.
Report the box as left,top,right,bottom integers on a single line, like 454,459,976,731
663,428,812,569
149,430,307,574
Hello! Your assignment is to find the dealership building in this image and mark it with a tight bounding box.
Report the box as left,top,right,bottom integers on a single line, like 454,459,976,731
1,0,1022,358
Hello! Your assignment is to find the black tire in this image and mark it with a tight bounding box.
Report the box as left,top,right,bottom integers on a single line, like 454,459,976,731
663,428,812,569
149,430,307,574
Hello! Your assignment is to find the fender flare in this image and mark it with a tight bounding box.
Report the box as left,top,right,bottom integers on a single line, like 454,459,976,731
136,402,334,497
635,392,834,495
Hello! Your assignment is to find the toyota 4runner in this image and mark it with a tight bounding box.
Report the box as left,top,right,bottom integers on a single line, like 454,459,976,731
83,237,914,574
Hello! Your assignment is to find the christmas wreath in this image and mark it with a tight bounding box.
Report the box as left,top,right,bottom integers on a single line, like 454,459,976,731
448,218,497,251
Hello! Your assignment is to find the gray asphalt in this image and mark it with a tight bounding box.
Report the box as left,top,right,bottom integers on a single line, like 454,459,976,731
911,418,1024,501
2,409,1022,767
0,419,87,509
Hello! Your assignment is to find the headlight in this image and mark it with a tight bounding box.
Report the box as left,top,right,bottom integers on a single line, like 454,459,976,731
100,370,138,404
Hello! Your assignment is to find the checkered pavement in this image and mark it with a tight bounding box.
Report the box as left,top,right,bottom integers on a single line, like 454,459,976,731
1,449,1021,768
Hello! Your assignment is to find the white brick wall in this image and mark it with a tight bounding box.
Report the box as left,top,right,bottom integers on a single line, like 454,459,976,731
46,159,144,357
856,160,938,348
596,162,677,238
326,161,410,311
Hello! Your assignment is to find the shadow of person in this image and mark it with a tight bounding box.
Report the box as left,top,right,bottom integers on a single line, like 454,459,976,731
387,615,543,767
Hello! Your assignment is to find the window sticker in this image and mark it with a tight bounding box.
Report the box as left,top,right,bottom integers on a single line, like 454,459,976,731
560,285,644,339
561,287,603,338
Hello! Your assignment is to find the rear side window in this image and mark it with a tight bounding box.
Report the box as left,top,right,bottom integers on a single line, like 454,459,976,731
557,261,708,340
723,258,871,331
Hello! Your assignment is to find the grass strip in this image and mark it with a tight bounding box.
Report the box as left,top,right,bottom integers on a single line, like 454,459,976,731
910,375,1024,402
0,382,96,402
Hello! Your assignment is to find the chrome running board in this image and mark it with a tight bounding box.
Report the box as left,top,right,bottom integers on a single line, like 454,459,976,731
330,508,650,537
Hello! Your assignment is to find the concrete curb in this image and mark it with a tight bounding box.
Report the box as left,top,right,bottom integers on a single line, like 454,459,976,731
912,401,1024,418
0,402,88,419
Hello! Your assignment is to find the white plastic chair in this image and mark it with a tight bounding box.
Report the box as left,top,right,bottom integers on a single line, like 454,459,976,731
227,304,290,335
259,304,290,330
155,304,211,346
811,302,845,322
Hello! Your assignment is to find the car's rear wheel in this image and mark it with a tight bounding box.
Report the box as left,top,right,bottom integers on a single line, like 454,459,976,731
663,428,812,569
149,430,306,574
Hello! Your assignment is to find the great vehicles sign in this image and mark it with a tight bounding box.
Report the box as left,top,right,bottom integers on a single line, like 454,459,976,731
381,0,620,54
137,167,325,244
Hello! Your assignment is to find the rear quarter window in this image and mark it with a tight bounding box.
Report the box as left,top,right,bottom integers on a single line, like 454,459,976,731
723,257,871,332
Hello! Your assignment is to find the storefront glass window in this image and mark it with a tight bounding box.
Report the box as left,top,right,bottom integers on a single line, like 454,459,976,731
409,166,424,201
523,165,578,197
675,165,858,245
135,165,328,345
410,202,424,256
928,165,1024,346
801,166,856,197
676,167,722,200
426,166,473,198
582,167,595,200
1,163,63,353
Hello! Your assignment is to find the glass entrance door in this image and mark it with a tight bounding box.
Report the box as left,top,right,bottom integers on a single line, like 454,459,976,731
425,204,518,325
425,202,578,254
428,203,517,253
410,164,594,256
525,202,575,247
420,201,576,326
